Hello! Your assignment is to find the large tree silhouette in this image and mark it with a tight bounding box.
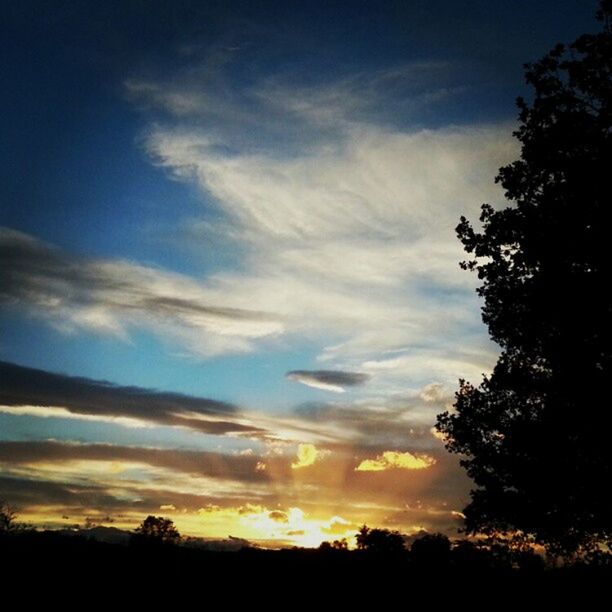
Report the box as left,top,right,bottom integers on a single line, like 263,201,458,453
437,2,612,556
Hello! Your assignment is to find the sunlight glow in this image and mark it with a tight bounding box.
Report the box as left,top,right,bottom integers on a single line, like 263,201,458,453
196,503,357,547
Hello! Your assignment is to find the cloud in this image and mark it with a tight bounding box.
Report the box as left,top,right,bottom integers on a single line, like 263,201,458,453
0,440,275,484
291,443,320,469
268,510,289,522
286,370,369,393
355,451,436,472
5,58,513,386
0,227,283,357
126,57,515,390
140,115,512,386
2,360,439,447
321,515,360,536
0,437,470,539
0,360,267,437
292,382,460,450
419,383,453,405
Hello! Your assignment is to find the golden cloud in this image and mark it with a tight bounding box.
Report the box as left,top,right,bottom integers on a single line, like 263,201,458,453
268,510,289,523
291,443,319,469
355,451,436,472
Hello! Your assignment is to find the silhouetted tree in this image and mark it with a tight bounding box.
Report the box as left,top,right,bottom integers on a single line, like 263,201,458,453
0,499,19,533
356,524,369,550
318,538,349,552
437,2,612,556
355,525,405,553
331,538,349,550
451,539,493,570
133,515,181,544
410,533,451,566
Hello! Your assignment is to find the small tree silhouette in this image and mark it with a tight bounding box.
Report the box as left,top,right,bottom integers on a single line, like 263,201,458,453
0,500,20,534
134,515,181,544
331,538,348,550
318,538,349,552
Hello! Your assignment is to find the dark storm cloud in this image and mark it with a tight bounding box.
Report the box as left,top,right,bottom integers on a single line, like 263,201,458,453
0,360,266,436
286,370,369,392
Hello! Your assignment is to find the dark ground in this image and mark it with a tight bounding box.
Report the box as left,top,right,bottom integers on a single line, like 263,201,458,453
2,531,610,604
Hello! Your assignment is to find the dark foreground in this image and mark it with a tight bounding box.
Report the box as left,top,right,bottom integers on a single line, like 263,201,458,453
2,531,610,603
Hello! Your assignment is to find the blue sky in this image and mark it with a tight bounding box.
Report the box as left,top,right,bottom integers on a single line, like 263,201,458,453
0,1,601,542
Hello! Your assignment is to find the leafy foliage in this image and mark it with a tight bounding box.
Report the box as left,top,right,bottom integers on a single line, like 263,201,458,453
437,2,612,556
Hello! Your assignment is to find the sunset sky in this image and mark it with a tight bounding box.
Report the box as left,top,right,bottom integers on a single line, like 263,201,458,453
0,1,597,547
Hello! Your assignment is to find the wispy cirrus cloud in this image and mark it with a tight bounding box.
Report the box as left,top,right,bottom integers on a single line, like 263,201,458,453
132,58,514,385
141,119,511,385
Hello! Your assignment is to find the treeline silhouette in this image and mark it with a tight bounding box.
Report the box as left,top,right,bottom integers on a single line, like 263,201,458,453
3,520,611,577
3,511,611,600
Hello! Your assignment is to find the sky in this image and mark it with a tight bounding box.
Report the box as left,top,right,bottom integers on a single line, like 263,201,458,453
0,0,599,547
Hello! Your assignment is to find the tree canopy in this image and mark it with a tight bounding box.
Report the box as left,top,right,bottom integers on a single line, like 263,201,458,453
410,533,451,565
356,525,405,553
134,515,181,544
436,2,612,556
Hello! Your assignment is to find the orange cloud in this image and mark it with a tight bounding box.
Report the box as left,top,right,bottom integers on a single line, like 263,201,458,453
355,451,436,471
